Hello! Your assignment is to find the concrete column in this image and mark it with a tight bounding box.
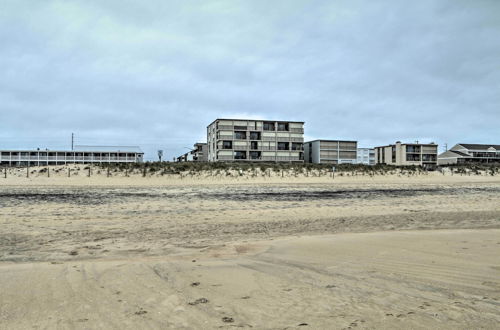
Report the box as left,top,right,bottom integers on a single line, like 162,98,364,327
396,142,402,165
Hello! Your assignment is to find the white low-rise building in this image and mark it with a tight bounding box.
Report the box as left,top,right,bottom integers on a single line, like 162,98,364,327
356,148,375,165
0,145,144,166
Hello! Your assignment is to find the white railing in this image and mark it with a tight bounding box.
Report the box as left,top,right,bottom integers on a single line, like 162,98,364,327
0,153,141,163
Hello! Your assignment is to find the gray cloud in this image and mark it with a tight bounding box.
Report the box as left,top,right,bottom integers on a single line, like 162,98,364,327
1,0,499,160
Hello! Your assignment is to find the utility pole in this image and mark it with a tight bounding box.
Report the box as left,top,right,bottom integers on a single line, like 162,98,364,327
158,150,163,162
71,133,74,151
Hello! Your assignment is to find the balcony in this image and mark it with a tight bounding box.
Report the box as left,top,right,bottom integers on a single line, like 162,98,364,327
234,131,247,140
217,125,233,130
263,122,276,131
406,154,421,161
249,132,261,140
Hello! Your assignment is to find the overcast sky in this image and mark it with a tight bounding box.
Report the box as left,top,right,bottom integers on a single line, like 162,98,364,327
1,0,499,160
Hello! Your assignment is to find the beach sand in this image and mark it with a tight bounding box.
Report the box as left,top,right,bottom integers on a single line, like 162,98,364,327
0,169,499,329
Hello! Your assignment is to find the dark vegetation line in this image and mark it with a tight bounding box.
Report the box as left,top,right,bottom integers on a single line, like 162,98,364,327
2,162,499,177
95,162,500,174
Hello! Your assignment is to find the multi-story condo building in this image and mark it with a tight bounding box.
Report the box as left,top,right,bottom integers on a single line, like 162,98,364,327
176,143,208,162
438,143,500,165
375,141,438,168
0,145,144,166
207,119,304,162
304,140,357,164
356,148,375,165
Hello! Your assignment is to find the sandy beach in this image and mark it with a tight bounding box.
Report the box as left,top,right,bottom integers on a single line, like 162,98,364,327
1,169,499,329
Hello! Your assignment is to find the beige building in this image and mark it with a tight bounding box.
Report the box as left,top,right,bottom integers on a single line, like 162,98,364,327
375,141,438,168
304,140,357,164
207,119,304,162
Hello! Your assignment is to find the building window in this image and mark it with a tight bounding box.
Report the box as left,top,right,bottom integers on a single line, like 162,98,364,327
263,122,275,131
422,154,436,161
223,141,232,149
406,145,421,153
291,143,303,151
406,154,421,161
249,151,261,160
234,151,247,160
234,131,247,139
277,123,289,131
249,131,261,140
250,141,259,150
278,142,289,150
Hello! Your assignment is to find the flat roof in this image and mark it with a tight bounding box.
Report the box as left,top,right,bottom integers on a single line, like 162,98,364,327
207,118,305,127
74,145,143,153
375,142,438,148
305,139,357,143
0,146,143,153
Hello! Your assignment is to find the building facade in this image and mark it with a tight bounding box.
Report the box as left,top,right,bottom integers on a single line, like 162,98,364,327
375,141,438,168
438,143,500,165
176,143,207,162
192,143,208,162
356,148,375,165
207,119,304,162
304,140,357,164
176,152,192,162
0,145,144,166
